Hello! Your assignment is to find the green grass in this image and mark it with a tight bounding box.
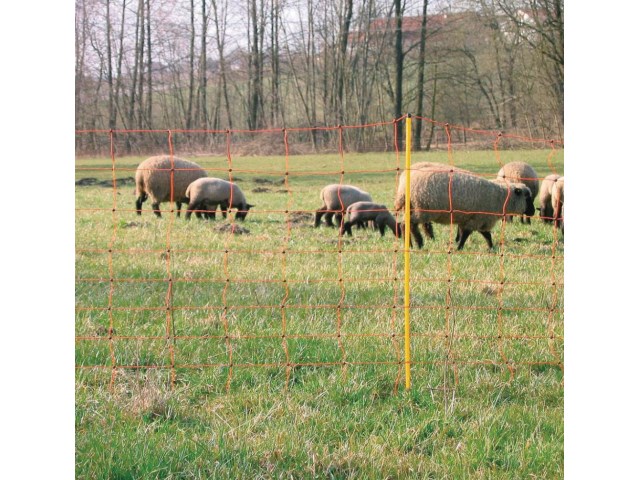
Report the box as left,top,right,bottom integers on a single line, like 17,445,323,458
76,148,564,479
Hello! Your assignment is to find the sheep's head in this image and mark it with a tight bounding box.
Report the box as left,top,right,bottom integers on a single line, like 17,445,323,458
511,185,535,216
235,203,255,221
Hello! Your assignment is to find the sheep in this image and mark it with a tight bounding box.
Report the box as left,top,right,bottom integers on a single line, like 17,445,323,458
314,184,372,228
185,177,254,221
135,155,207,218
394,166,535,251
339,201,400,238
395,162,476,241
496,161,539,224
551,176,564,235
538,174,562,223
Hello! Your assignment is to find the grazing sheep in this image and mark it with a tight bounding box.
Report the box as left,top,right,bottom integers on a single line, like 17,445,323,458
314,184,372,227
340,201,400,238
135,155,207,218
551,176,564,235
538,174,562,223
496,161,539,224
394,167,535,251
185,177,254,221
395,162,476,242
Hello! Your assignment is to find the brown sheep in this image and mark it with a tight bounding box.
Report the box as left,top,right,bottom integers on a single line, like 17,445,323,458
135,155,207,218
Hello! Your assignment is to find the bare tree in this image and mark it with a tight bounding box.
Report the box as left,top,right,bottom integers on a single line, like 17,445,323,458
496,0,563,123
413,0,429,149
212,0,233,129
198,0,209,129
187,0,196,130
336,0,354,124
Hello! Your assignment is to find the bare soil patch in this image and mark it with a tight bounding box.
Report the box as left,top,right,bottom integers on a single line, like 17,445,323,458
215,223,250,235
254,177,285,186
76,177,136,187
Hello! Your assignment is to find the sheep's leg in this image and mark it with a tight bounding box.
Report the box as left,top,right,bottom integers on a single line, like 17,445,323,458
185,201,199,220
399,223,412,247
314,206,328,227
325,212,335,227
151,202,162,218
423,222,435,240
479,231,493,250
220,201,230,219
176,201,182,218
135,193,147,216
201,202,217,220
456,229,473,250
205,204,217,220
334,212,344,228
410,222,424,249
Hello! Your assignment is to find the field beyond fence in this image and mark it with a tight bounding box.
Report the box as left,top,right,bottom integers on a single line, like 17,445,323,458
76,116,564,478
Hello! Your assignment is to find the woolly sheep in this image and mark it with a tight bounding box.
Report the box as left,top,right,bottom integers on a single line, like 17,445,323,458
185,177,254,221
135,155,207,218
538,174,561,223
394,167,535,251
395,162,476,242
340,201,400,238
314,184,373,227
551,176,564,235
496,161,539,224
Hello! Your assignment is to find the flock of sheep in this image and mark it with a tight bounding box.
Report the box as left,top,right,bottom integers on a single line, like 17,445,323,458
134,155,564,251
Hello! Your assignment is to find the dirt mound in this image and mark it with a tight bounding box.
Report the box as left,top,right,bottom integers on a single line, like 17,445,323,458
254,177,285,186
252,187,272,193
215,223,250,235
76,177,136,187
121,221,146,229
288,211,312,224
76,177,98,186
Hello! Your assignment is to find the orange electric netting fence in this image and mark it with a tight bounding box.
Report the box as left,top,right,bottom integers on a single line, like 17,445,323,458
75,115,564,397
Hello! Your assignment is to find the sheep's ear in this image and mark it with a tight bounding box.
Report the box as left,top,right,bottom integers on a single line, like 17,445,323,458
246,203,255,209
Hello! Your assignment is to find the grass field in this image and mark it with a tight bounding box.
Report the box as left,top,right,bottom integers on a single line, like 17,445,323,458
76,146,564,479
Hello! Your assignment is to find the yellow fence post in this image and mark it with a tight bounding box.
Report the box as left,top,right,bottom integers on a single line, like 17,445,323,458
404,114,412,390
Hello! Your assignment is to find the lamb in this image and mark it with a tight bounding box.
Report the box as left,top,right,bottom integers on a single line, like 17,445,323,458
394,166,535,251
551,176,564,235
135,155,207,218
314,184,372,228
339,201,400,238
496,161,539,224
538,174,562,223
184,177,254,221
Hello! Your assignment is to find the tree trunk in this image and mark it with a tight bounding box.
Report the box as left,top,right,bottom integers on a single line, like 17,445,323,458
212,0,233,130
414,0,429,151
336,0,353,125
199,0,208,130
394,0,404,145
145,0,152,128
425,63,438,151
